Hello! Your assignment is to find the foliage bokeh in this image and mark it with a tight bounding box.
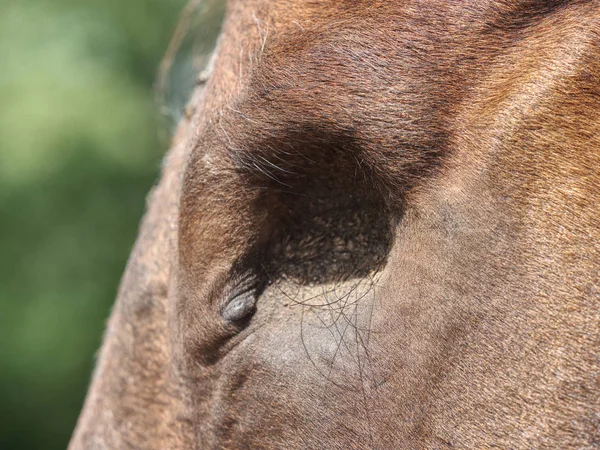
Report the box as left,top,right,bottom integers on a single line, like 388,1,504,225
0,0,222,448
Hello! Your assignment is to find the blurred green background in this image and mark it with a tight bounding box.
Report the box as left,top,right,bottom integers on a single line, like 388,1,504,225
0,0,222,448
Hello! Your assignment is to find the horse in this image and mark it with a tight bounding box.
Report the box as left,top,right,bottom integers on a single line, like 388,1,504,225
69,1,600,448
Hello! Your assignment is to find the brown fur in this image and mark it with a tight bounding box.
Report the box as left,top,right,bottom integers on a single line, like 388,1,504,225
70,1,600,448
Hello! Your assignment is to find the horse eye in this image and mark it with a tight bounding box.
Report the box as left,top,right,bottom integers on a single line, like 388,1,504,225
221,288,258,324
